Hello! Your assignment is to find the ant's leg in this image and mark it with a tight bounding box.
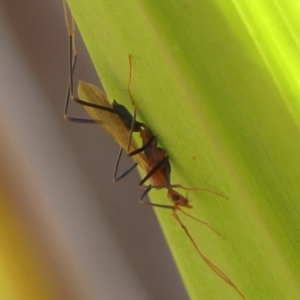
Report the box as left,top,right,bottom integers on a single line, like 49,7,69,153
126,55,155,156
127,103,136,153
125,54,152,155
167,184,229,200
63,1,96,124
128,135,154,157
139,185,174,209
170,210,245,299
113,146,165,184
63,1,122,123
113,148,138,182
177,209,224,239
138,156,169,186
127,54,135,153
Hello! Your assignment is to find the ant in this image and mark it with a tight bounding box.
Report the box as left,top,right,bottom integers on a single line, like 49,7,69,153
73,79,246,299
62,2,246,299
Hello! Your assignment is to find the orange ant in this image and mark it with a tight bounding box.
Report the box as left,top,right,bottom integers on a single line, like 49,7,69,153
70,76,246,300
77,84,245,298
126,126,246,300
62,3,246,299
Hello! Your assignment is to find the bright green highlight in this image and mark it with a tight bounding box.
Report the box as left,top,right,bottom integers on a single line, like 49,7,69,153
220,0,300,124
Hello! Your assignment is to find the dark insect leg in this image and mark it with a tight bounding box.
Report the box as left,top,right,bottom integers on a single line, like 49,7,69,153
113,148,138,182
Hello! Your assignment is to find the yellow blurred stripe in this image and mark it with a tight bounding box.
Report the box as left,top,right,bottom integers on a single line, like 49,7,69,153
0,186,67,300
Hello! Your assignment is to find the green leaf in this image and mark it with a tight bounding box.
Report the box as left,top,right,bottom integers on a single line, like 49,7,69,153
66,0,300,299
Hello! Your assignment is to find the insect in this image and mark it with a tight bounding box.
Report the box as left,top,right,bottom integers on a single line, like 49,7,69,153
74,81,245,298
62,2,246,299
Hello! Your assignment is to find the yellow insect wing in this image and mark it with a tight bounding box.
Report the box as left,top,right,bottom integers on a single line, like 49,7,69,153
77,80,148,169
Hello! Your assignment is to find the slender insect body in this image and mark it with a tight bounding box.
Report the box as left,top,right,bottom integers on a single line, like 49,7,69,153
62,2,246,298
76,82,245,298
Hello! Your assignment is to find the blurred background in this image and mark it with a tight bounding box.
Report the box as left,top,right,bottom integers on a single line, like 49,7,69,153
0,0,188,299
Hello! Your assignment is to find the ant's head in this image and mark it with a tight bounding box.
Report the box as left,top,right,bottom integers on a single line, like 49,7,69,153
167,189,192,208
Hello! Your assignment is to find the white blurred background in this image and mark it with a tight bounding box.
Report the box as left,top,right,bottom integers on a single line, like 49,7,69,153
0,0,188,299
